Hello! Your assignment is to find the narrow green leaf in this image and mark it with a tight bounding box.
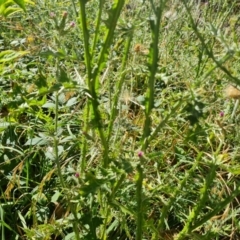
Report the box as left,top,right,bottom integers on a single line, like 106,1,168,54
17,210,27,229
0,50,29,62
0,220,14,231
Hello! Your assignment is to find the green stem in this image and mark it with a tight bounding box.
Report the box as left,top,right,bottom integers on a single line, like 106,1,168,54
80,101,90,174
142,0,166,151
92,0,126,85
137,2,167,239
0,205,5,240
91,0,104,55
231,99,239,119
78,0,92,81
91,0,126,166
78,0,113,166
25,157,29,187
54,91,65,187
54,90,80,240
136,159,144,240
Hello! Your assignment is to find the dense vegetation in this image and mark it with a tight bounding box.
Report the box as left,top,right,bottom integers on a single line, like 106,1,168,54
1,0,240,239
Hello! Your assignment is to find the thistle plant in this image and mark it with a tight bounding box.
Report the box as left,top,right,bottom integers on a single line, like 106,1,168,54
1,0,240,239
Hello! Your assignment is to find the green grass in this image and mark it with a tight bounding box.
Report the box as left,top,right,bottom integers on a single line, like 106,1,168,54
1,0,240,239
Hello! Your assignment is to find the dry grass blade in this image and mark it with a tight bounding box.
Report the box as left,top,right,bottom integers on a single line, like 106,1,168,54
4,161,24,199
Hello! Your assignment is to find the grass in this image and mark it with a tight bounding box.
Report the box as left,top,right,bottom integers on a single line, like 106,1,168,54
1,0,240,239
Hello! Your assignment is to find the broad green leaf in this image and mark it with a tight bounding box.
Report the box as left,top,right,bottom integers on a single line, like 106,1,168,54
51,191,61,203
26,96,47,107
40,50,65,59
66,97,78,107
13,0,26,11
79,173,108,196
24,137,48,146
34,73,48,94
42,102,55,108
57,67,71,83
